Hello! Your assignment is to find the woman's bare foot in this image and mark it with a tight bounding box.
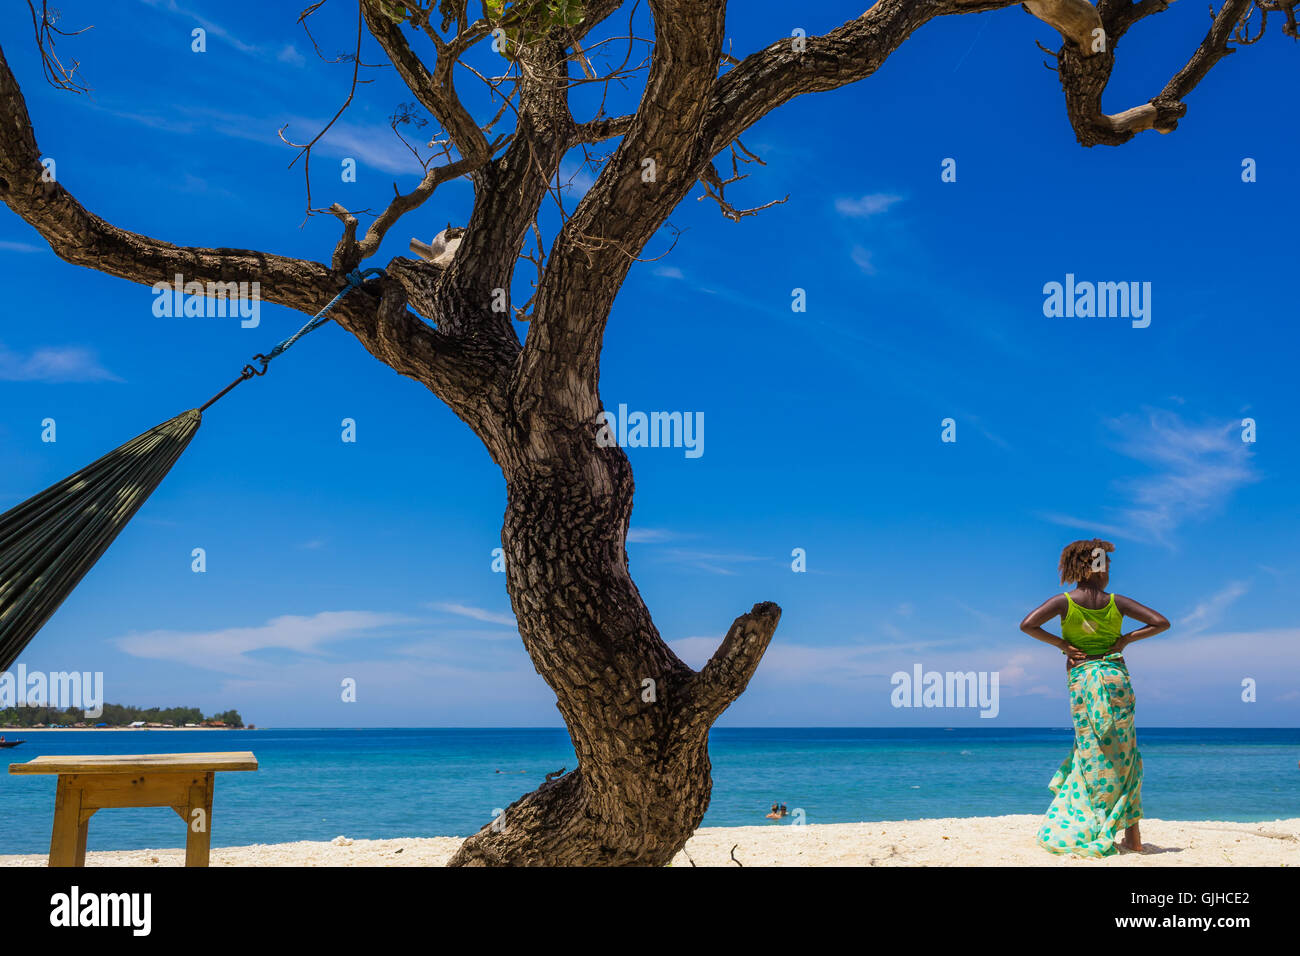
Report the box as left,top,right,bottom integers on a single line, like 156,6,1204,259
1121,823,1143,852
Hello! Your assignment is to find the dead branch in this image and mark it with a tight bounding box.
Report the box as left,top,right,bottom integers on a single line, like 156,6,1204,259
280,2,380,219
697,140,789,223
24,1,92,93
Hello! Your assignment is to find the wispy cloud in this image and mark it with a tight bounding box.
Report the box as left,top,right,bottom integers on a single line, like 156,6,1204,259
95,107,192,132
0,343,121,383
676,624,1300,714
139,0,261,56
657,548,768,575
115,611,413,673
277,43,306,67
627,527,678,543
0,240,41,253
835,193,904,218
850,245,876,275
269,116,430,175
1046,410,1259,545
1036,513,1132,540
393,626,521,653
1130,626,1300,704
670,634,998,684
102,103,432,177
1109,411,1259,544
960,411,1010,450
1179,581,1249,636
430,602,517,627
653,266,685,280
952,599,1004,631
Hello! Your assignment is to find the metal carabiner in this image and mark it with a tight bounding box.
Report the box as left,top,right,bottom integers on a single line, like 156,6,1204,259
198,362,267,413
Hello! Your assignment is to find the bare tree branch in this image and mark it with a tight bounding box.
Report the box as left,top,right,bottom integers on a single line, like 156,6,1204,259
355,137,508,263
451,36,574,314
697,140,788,222
692,602,782,720
516,0,726,423
1023,0,1105,50
24,0,92,93
279,2,381,219
699,1,1021,163
573,113,634,143
0,43,489,429
361,0,491,163
1053,0,1257,145
1162,0,1259,100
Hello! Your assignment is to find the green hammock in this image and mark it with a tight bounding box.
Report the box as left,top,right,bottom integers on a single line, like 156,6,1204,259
0,411,201,669
0,269,378,672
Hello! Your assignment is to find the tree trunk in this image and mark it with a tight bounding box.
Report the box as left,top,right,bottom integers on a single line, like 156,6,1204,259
448,430,779,866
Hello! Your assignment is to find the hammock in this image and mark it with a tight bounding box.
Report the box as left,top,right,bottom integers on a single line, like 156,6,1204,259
0,269,379,671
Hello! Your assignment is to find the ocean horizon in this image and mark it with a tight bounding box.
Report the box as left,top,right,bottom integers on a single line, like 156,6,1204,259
2,727,1296,855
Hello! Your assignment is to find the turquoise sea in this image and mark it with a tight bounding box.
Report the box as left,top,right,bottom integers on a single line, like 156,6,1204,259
1,727,1297,855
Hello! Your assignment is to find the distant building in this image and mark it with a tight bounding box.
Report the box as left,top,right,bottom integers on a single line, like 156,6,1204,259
128,720,146,728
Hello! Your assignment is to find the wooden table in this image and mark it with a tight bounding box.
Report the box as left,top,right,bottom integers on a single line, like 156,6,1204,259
8,752,258,867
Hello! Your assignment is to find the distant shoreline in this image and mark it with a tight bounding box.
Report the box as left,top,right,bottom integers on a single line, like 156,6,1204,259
0,726,255,732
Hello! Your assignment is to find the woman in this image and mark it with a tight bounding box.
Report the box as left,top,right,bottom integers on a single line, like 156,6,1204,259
1019,539,1169,856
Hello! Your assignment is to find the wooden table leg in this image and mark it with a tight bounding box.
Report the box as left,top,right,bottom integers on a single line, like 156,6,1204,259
74,814,90,866
48,776,83,867
183,772,214,867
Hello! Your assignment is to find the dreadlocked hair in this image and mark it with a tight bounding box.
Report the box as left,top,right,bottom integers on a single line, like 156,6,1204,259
1059,539,1114,585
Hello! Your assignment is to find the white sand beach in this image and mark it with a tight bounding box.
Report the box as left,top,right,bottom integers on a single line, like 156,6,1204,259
1,816,1295,866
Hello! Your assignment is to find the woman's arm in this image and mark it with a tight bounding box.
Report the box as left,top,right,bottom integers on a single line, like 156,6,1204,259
1019,594,1084,665
1113,595,1171,651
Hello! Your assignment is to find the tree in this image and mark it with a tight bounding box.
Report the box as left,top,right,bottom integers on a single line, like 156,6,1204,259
212,710,245,728
0,0,1290,865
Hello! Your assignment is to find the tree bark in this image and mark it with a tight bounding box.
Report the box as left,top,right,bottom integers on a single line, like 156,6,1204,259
449,411,780,866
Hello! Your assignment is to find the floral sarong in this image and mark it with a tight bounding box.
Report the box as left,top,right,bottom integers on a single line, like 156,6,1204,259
1036,652,1143,857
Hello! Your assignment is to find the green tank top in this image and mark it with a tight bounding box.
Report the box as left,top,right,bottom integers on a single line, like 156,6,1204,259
1061,592,1123,655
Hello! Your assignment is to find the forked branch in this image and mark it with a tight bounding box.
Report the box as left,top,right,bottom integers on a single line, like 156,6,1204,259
693,602,783,720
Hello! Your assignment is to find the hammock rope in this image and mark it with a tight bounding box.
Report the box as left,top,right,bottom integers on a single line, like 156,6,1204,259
0,268,383,671
199,267,382,412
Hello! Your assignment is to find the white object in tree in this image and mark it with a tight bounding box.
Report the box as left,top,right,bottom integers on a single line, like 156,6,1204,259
410,227,463,267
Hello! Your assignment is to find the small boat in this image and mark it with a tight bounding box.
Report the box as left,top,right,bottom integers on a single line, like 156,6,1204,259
0,739,25,748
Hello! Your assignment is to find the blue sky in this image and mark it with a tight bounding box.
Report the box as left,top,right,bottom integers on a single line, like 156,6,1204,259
1,1,1296,727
